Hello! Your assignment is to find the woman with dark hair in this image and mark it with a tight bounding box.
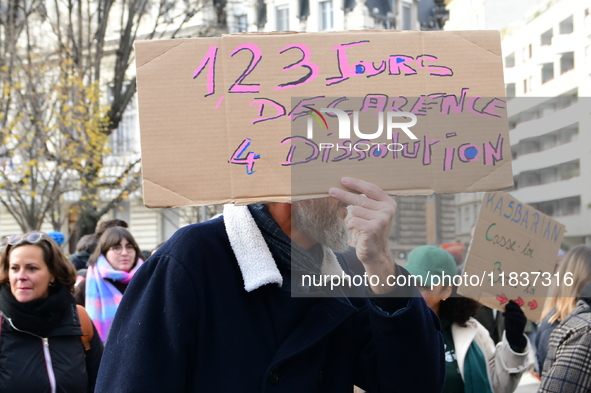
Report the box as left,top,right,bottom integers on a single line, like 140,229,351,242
405,245,531,393
0,232,103,392
75,226,143,342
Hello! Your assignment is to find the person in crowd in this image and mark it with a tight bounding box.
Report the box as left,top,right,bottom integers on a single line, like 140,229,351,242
538,282,591,393
75,227,144,342
71,220,128,278
150,241,166,257
140,250,151,261
0,234,14,254
405,245,532,393
441,243,465,267
95,177,445,392
69,234,98,271
95,219,128,238
535,245,591,374
47,230,65,247
0,232,103,392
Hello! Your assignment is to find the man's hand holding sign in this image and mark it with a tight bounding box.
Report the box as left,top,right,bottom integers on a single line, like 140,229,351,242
330,177,397,294
101,29,518,393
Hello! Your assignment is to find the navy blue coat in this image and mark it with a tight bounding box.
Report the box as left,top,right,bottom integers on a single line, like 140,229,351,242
96,216,444,392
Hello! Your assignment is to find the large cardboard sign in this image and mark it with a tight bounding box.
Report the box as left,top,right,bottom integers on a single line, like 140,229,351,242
459,191,566,322
135,30,512,207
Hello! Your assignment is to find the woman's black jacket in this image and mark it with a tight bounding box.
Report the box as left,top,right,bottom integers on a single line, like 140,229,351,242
0,302,103,392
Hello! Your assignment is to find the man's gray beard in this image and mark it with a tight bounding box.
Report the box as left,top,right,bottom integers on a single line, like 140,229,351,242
292,199,350,253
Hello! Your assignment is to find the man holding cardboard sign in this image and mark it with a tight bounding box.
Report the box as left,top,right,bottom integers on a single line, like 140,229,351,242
95,28,517,392
95,177,445,392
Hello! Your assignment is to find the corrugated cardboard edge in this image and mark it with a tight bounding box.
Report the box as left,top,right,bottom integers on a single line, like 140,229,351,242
142,179,225,208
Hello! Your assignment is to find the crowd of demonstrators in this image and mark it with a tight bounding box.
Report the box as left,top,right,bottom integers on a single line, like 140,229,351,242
75,227,144,342
536,245,591,375
0,232,103,392
1,194,590,392
70,234,98,271
405,246,532,393
539,282,591,393
95,177,446,392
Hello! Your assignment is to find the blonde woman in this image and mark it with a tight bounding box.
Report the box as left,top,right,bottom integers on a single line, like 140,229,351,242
535,245,591,373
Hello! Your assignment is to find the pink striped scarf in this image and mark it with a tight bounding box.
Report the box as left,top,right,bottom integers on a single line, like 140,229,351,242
85,255,144,342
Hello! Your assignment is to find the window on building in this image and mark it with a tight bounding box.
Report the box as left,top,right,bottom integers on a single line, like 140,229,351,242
560,52,574,74
541,62,554,83
236,15,248,32
538,102,556,117
540,167,558,184
109,88,136,155
522,45,532,62
585,8,589,17
319,0,334,31
506,83,515,98
511,146,518,160
558,196,580,216
558,93,577,109
276,6,289,31
559,15,574,34
402,3,412,30
110,115,135,155
505,53,515,67
521,110,537,122
521,172,539,187
559,125,578,144
529,76,533,91
541,28,553,45
520,139,539,155
529,44,533,59
539,201,556,216
161,208,180,241
559,160,580,180
539,133,557,150
523,79,528,93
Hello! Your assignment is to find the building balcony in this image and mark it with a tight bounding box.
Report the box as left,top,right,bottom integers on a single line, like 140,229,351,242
552,213,591,238
551,33,577,54
510,176,582,204
534,44,559,65
512,141,581,174
510,103,581,144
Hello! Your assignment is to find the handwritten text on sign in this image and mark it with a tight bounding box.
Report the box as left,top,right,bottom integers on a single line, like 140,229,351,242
459,191,565,322
135,30,511,206
193,41,454,97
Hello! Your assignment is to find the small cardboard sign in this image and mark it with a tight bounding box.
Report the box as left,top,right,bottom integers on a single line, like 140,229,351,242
458,191,566,322
135,30,512,207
